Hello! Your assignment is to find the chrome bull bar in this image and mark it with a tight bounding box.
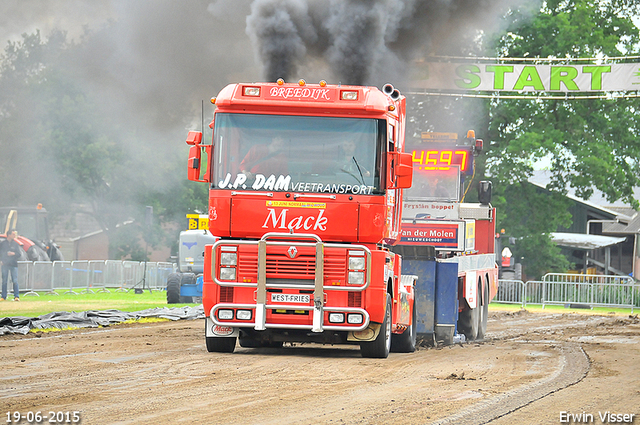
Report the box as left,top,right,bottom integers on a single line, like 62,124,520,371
210,304,370,332
211,232,372,333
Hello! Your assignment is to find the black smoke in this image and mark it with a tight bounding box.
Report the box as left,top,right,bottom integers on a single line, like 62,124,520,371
246,0,537,87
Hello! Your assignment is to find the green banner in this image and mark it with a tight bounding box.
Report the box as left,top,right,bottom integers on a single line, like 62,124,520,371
413,63,640,92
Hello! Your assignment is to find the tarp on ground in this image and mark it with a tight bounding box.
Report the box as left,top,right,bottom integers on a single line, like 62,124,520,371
0,305,205,336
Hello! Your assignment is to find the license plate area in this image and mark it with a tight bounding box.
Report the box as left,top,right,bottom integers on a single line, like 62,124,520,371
270,293,311,304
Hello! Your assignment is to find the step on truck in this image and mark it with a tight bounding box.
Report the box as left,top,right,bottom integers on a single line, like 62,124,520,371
184,79,416,358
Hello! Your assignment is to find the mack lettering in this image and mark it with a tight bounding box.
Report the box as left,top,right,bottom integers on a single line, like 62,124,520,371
262,208,328,231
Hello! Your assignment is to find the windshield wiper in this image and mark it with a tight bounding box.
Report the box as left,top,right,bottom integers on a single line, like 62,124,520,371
352,156,365,185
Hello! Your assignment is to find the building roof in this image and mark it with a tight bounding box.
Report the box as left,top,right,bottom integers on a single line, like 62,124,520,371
550,232,627,250
530,170,640,235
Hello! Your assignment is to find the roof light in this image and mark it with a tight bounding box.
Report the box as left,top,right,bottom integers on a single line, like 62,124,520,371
243,86,261,97
210,97,216,104
298,79,306,86
277,78,285,85
388,105,396,111
319,80,327,87
341,90,358,100
467,130,476,139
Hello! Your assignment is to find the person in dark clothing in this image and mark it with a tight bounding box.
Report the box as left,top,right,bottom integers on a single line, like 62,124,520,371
0,229,21,301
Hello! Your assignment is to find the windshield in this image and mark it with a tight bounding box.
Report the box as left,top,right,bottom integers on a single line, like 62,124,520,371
213,113,384,195
403,166,461,202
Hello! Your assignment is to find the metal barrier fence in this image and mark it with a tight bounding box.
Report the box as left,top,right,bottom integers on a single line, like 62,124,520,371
495,274,639,312
16,260,176,295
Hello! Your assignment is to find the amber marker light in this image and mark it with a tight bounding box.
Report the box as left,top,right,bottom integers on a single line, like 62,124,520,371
388,105,396,111
210,97,216,104
298,79,306,86
319,80,327,87
277,78,285,85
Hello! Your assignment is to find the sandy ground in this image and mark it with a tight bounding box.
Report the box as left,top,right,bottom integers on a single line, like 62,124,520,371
1,309,639,425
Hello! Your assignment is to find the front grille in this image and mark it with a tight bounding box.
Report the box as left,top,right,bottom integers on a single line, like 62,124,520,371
237,251,347,282
266,255,315,277
348,291,362,307
220,286,234,303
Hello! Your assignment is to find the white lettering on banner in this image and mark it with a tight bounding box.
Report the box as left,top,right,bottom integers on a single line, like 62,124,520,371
262,208,328,231
218,173,374,194
269,87,332,100
218,173,292,190
415,62,640,92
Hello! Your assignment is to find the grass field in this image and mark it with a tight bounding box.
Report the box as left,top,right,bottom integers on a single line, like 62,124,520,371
0,290,196,319
0,290,636,320
489,302,636,316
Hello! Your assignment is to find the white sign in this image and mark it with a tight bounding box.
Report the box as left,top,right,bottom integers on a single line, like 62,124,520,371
414,63,640,92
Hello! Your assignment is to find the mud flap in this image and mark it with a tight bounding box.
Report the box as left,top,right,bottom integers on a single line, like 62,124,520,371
205,317,239,338
348,323,381,342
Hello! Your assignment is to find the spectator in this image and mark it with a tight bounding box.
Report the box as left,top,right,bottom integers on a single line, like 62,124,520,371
0,229,21,301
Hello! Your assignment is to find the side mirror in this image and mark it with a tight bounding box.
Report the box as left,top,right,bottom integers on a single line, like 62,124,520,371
185,131,212,183
390,152,413,189
186,131,202,146
187,145,202,181
478,180,492,204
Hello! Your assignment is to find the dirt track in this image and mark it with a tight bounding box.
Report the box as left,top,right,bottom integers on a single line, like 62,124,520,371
1,309,639,425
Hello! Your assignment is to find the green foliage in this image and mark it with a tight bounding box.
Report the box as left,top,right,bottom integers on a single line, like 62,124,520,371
493,183,573,278
0,30,207,259
482,0,640,278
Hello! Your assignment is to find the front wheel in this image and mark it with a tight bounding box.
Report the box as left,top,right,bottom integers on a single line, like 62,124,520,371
360,294,392,358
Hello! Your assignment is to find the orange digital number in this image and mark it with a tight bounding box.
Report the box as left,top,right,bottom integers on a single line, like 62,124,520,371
440,150,452,168
425,150,438,169
455,150,468,171
412,150,424,165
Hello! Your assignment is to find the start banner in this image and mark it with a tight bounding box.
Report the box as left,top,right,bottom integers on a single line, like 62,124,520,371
413,63,640,92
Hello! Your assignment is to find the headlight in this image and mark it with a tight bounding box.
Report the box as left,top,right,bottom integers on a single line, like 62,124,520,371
348,271,364,285
218,309,234,320
220,267,236,281
236,310,252,320
349,256,365,270
220,252,237,266
347,314,363,324
329,313,345,323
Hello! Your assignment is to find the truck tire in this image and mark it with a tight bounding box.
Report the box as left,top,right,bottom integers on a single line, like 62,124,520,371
476,282,489,340
458,301,479,341
166,273,181,304
205,321,237,353
391,297,417,353
360,294,392,358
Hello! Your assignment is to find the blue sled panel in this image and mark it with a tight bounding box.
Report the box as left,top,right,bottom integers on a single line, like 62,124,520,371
403,259,436,334
435,262,459,329
180,276,204,297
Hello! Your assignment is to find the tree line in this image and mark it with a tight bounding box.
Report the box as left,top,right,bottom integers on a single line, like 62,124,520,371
1,0,638,277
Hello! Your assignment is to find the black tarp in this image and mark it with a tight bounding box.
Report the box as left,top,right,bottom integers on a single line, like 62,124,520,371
0,305,205,335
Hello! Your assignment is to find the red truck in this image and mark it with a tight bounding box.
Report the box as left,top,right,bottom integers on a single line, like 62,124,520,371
185,80,415,358
184,80,498,357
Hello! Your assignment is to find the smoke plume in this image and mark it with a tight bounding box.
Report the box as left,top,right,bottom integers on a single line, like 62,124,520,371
245,0,536,87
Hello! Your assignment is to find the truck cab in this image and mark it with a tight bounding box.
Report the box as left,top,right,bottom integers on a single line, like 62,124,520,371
185,80,415,358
